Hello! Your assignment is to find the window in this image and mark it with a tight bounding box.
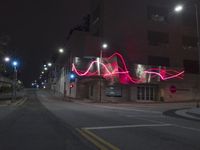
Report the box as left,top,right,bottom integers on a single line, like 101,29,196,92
137,85,157,101
183,60,199,74
147,6,168,22
148,31,169,46
148,56,170,67
182,36,197,49
182,12,196,27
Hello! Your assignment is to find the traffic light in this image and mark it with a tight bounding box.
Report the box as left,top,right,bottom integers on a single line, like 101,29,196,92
70,84,74,88
69,72,76,83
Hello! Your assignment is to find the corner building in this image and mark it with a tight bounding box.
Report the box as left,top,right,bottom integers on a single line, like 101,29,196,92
66,0,200,102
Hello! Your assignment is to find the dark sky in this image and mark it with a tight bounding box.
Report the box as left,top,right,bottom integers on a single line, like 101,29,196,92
0,0,90,87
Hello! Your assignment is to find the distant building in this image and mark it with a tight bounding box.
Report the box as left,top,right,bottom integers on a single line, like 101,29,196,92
57,0,200,102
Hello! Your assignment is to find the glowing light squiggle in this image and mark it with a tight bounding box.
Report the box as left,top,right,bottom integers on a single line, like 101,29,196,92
72,52,184,84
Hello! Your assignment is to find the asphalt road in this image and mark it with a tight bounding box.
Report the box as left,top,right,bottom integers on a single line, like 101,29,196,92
1,89,200,150
0,89,95,150
38,90,200,150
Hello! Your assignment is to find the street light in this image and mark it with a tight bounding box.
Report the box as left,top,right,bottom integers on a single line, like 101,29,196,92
12,61,18,67
174,5,183,12
12,60,18,101
59,48,64,53
48,62,52,67
44,67,48,71
99,43,108,102
174,3,200,107
4,56,10,62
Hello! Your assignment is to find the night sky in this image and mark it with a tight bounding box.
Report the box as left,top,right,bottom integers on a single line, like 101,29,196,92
0,0,90,87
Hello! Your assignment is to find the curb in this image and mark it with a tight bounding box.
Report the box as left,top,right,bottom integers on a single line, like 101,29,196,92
163,108,200,122
11,97,27,106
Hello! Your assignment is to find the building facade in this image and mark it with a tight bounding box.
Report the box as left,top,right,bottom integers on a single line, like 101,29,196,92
59,0,200,102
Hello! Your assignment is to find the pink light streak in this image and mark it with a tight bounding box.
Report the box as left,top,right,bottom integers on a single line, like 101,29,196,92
72,52,184,84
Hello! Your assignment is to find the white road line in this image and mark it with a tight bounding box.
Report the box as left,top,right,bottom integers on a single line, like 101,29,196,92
172,125,200,132
76,102,162,114
84,124,172,130
134,117,200,132
135,117,166,124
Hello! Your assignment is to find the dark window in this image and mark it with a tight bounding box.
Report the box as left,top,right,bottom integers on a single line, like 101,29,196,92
182,36,197,48
147,6,168,22
148,56,170,67
182,12,196,27
148,31,169,46
183,60,199,74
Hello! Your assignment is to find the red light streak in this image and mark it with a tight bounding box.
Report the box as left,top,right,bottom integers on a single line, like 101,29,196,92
72,52,184,84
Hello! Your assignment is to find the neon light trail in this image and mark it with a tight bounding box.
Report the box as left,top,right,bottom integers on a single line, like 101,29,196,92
72,52,184,84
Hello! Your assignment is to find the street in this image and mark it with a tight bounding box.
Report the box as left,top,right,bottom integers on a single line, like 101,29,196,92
0,89,200,150
0,89,95,150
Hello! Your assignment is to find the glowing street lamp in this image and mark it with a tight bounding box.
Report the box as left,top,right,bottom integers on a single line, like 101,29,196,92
44,64,47,67
102,43,108,49
99,43,108,102
59,48,64,53
11,60,18,101
174,5,183,12
44,67,48,71
12,61,18,67
48,62,52,67
4,57,10,62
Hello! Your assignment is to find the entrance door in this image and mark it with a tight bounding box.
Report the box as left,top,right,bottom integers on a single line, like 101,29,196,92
137,85,157,101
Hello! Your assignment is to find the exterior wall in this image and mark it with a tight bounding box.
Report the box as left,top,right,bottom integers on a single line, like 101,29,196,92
130,86,137,101
55,67,65,95
80,79,131,102
61,0,200,102
160,74,200,102
90,0,199,66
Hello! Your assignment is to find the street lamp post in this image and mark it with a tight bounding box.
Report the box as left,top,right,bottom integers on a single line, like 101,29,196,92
174,3,200,107
12,61,18,101
195,4,200,107
99,43,108,102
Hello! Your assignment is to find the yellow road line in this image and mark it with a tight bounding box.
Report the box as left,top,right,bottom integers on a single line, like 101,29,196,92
77,128,120,150
76,128,108,150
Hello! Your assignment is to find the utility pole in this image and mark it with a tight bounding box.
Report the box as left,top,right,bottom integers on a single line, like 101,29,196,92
195,3,200,107
12,65,17,101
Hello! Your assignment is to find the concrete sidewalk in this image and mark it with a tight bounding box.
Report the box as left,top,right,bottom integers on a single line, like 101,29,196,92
175,108,200,121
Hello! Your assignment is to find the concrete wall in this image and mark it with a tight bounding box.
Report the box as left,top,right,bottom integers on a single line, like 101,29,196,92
160,74,200,102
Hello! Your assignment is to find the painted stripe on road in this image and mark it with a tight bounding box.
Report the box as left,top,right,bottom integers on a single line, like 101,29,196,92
75,102,162,114
77,128,120,150
84,123,172,130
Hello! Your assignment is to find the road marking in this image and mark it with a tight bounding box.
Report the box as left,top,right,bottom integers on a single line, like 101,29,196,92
84,123,172,130
135,117,166,124
75,102,162,114
17,98,27,106
172,125,200,132
135,117,200,133
77,128,120,150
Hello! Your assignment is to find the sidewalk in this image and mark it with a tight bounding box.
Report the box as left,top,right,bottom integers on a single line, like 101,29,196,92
0,90,26,106
175,107,200,121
